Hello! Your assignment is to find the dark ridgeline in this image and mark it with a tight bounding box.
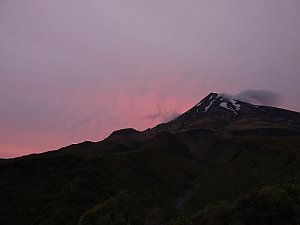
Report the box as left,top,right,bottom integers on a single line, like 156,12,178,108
1,93,300,225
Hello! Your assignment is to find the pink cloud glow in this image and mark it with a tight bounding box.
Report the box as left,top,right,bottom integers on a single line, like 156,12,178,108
0,64,215,158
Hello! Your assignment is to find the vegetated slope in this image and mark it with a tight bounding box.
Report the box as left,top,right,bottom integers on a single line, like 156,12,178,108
0,132,199,225
0,93,300,225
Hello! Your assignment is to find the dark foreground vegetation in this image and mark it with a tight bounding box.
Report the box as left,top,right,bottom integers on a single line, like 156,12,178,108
1,133,300,225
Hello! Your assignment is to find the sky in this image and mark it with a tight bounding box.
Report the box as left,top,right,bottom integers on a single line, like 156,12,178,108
1,0,300,158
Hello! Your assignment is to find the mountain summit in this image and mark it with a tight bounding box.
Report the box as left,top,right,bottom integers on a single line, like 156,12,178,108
189,92,243,115
147,92,300,136
178,92,298,120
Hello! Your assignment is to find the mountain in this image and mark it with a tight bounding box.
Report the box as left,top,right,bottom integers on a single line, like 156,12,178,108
1,93,300,225
148,92,300,134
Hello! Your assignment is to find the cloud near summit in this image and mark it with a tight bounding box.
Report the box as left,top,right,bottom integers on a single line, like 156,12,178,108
234,90,283,106
146,109,180,123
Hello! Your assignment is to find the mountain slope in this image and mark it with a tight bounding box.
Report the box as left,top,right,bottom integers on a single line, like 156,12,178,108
0,92,300,225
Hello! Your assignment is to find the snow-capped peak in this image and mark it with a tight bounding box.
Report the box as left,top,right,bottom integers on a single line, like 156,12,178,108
194,92,243,115
176,92,273,122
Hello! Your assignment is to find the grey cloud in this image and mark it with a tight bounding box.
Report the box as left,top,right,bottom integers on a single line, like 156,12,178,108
235,90,283,106
146,109,180,123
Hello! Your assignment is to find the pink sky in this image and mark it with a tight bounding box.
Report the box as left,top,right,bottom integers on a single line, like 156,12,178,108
1,0,300,158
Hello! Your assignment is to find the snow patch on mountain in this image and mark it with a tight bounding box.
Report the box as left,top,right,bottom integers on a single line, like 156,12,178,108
204,98,216,112
220,102,229,109
220,102,238,114
230,100,241,111
196,102,203,107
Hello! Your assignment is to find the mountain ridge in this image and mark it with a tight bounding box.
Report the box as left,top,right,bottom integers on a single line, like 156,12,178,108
144,92,300,138
1,92,300,225
4,92,300,160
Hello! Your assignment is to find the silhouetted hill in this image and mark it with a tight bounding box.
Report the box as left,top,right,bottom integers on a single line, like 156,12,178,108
0,93,300,225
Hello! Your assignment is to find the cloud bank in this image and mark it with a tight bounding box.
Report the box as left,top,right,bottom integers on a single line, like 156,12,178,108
235,90,283,106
